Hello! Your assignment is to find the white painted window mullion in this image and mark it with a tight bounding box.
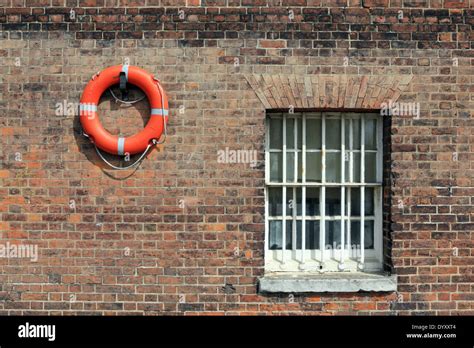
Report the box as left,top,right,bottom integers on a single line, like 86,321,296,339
349,118,353,183
359,117,365,270
347,187,351,260
376,116,383,264
282,116,287,264
340,115,345,270
320,113,326,269
348,117,353,260
264,117,269,263
301,115,306,265
294,116,298,183
291,118,297,260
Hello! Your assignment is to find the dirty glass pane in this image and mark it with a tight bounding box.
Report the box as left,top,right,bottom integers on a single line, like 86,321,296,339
270,152,282,182
306,187,320,216
286,220,292,250
350,187,374,216
364,118,377,150
353,118,361,150
286,187,293,217
267,219,297,250
365,152,377,183
326,152,341,183
326,118,341,150
269,220,282,250
296,187,302,215
351,220,374,250
286,152,295,182
297,154,303,182
353,152,361,182
297,221,320,250
296,220,302,249
325,188,340,216
307,118,321,149
297,118,302,150
269,117,282,150
268,187,282,216
325,220,341,250
365,188,374,216
286,118,295,149
307,152,322,182
305,221,320,249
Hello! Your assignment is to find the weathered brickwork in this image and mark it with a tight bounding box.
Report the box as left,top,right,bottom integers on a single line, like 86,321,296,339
0,1,473,315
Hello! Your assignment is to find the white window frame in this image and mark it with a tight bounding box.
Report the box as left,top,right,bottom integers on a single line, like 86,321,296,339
264,112,383,273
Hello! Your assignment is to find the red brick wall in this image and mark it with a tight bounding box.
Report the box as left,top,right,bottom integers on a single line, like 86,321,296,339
0,1,473,315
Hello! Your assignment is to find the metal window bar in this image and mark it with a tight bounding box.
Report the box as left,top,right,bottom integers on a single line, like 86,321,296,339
340,115,345,270
376,115,383,263
320,113,326,269
264,117,269,265
348,117,353,260
293,118,298,258
282,116,287,264
301,115,306,265
359,117,365,270
347,187,351,259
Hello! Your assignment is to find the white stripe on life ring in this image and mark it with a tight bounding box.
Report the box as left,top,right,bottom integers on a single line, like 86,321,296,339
151,108,168,116
80,103,97,112
117,137,125,155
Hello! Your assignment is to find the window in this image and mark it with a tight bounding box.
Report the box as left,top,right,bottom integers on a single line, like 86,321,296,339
265,112,383,273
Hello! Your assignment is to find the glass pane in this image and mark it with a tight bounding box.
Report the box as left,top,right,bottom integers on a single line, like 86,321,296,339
365,220,374,249
269,220,282,250
350,188,360,216
325,220,341,251
306,187,320,216
344,119,350,149
349,188,374,216
296,187,303,215
297,154,303,182
326,152,341,183
365,152,377,183
286,152,295,182
297,117,302,150
305,221,320,249
353,118,361,150
296,220,302,249
286,187,293,217
270,152,282,182
286,220,292,250
268,187,282,216
326,118,341,150
344,151,350,182
306,118,321,149
307,152,322,182
325,188,340,216
286,118,295,149
364,118,377,150
365,187,374,216
269,117,282,150
353,152,361,182
350,220,374,250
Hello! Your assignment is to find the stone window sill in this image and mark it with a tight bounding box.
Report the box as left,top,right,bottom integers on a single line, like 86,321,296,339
258,272,397,293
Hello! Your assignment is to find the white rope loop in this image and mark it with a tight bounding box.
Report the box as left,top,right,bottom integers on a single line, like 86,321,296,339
108,87,146,106
94,143,152,170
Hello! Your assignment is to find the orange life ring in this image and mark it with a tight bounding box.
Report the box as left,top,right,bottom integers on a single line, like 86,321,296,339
80,65,169,156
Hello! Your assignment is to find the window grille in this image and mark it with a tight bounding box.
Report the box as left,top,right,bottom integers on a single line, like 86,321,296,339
265,112,383,272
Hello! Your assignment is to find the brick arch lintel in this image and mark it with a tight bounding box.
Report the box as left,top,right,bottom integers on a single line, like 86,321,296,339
244,74,413,110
